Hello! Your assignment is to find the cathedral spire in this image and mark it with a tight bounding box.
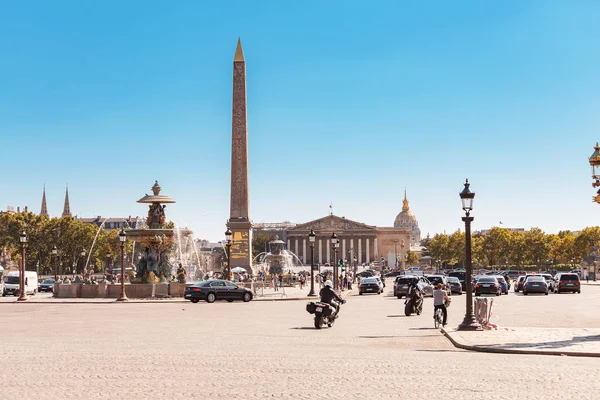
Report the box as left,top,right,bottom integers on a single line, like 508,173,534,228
40,185,48,216
402,189,409,212
62,185,71,217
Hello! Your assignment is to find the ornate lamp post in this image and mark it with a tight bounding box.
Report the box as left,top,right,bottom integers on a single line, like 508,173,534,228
401,239,405,270
52,245,58,280
393,239,398,268
18,231,28,301
331,232,338,289
106,252,111,278
458,179,482,331
308,230,316,296
79,248,86,277
225,228,232,281
589,142,600,280
117,229,128,302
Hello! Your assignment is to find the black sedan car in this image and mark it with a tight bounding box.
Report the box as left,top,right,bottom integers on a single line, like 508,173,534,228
38,278,55,292
184,279,253,303
523,276,548,295
474,276,501,296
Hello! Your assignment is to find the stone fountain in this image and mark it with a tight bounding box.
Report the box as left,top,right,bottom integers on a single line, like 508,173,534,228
254,236,305,274
127,181,192,284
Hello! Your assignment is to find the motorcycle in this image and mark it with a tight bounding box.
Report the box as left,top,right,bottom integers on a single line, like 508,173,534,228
404,287,423,316
306,300,346,329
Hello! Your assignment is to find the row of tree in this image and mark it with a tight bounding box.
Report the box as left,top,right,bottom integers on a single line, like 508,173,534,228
421,227,600,269
0,212,132,275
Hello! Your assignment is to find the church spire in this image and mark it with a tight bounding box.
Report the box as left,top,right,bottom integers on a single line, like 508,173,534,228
402,189,410,212
62,185,71,217
40,185,48,216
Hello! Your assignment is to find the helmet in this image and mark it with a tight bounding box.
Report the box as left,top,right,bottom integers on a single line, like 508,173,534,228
324,280,333,288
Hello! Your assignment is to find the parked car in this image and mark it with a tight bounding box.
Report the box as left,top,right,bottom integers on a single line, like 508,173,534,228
359,277,382,295
523,276,548,295
38,278,56,292
446,276,463,295
554,273,581,294
494,276,509,295
474,276,501,296
514,276,526,292
425,275,451,295
184,279,253,303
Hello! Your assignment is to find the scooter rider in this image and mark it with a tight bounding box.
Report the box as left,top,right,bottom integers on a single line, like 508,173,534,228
320,280,344,317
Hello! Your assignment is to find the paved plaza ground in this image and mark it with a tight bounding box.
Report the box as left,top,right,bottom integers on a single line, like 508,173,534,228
2,285,600,399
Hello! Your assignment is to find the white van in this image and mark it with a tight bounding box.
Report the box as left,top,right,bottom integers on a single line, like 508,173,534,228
2,271,38,297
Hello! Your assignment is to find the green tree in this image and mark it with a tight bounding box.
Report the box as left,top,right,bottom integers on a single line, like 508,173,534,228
405,250,419,266
252,232,272,259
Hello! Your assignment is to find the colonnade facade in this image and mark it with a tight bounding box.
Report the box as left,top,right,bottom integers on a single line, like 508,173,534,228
285,233,379,266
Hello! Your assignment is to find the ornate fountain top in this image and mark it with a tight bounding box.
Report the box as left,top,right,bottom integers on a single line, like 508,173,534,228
137,180,176,204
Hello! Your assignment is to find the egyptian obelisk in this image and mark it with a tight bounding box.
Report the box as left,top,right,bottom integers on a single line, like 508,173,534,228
227,38,253,273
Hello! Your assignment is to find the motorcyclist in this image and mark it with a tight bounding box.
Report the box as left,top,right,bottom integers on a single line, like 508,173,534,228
319,280,344,317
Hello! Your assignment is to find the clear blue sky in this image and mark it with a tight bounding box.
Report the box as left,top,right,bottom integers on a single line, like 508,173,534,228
1,0,600,242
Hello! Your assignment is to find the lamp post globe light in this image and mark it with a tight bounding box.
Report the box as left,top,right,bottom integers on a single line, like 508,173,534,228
308,230,316,296
51,245,58,280
331,232,338,289
225,228,232,281
117,229,128,302
457,179,482,331
18,231,28,301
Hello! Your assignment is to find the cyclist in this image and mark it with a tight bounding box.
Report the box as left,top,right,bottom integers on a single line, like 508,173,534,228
433,283,451,326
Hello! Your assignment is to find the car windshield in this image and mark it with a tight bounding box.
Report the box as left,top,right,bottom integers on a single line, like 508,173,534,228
396,277,413,284
427,276,444,284
518,276,526,282
43,279,55,284
447,277,459,283
478,277,496,283
5,276,19,284
560,275,579,281
526,276,544,282
362,278,377,284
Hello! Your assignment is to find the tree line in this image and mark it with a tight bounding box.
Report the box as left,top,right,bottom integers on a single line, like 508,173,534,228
421,227,600,269
0,212,132,275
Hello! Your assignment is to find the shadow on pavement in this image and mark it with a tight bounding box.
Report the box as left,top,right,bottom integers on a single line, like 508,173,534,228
481,334,600,351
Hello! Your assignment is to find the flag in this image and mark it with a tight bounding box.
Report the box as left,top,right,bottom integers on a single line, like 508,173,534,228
499,221,503,225
329,203,332,209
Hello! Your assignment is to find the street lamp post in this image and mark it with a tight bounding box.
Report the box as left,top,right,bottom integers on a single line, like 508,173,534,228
394,239,398,269
458,179,482,331
80,248,86,277
401,239,405,270
225,228,232,281
331,233,338,289
18,231,27,301
106,252,111,279
117,229,128,302
308,230,316,296
52,245,58,280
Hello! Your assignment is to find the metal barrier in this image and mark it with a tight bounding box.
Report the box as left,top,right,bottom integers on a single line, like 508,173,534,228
474,297,494,325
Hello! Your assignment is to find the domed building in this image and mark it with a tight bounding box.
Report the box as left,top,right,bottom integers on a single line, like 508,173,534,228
393,190,421,247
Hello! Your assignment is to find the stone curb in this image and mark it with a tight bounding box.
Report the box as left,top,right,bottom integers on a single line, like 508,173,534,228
441,327,600,358
0,290,355,304
0,297,316,304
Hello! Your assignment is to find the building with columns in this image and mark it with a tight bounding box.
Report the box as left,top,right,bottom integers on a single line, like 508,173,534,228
254,192,421,268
